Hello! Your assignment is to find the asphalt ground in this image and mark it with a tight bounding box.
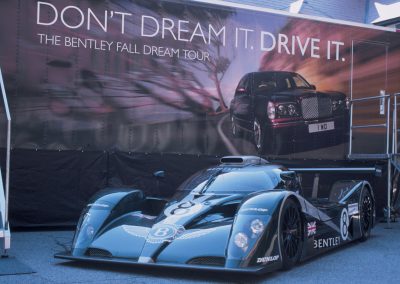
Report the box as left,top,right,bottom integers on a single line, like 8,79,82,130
1,221,400,284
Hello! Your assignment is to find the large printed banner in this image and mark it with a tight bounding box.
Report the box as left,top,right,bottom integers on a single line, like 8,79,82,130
0,0,400,158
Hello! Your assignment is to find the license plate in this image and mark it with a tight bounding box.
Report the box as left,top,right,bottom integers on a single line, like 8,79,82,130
308,121,335,133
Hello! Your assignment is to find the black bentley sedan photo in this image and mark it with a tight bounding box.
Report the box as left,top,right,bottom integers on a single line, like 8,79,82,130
230,71,349,154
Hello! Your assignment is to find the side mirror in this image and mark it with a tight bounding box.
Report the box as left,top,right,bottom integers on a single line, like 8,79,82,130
280,171,300,192
310,84,316,90
280,171,296,181
153,170,165,179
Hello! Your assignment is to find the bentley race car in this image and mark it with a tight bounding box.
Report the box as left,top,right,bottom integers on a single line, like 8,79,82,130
55,156,375,274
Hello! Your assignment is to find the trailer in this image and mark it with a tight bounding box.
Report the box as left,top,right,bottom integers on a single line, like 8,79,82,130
0,0,399,230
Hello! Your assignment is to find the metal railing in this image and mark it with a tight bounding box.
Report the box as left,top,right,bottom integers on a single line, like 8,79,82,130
0,67,11,255
347,92,392,227
348,93,391,159
392,93,400,155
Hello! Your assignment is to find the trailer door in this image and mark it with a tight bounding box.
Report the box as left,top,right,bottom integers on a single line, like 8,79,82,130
349,40,389,158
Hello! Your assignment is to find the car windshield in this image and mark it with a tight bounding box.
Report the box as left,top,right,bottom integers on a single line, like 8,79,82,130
254,72,312,91
178,168,281,193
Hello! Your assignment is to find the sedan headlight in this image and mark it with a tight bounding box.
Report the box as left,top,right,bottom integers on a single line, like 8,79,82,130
332,99,345,111
267,102,276,119
275,103,299,118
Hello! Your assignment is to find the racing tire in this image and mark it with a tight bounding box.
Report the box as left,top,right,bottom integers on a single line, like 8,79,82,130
359,188,374,242
231,115,243,138
279,198,303,270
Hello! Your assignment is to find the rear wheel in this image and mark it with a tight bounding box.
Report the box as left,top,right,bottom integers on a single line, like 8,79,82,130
359,188,373,242
279,199,303,270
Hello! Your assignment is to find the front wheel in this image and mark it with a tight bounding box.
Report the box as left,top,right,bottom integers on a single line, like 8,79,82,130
254,119,282,155
254,119,269,154
279,198,303,270
359,188,374,242
231,115,242,137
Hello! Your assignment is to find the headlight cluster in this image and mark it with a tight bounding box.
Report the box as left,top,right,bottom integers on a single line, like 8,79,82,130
234,232,248,250
234,218,265,252
332,99,346,111
268,102,299,119
277,103,299,117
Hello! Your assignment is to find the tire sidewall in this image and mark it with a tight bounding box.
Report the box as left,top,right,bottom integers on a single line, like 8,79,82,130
254,118,267,154
279,198,303,270
231,115,241,137
359,188,373,242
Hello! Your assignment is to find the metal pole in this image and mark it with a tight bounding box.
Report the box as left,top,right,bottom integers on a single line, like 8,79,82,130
387,159,392,228
349,103,354,156
387,97,391,156
386,96,391,228
395,94,399,155
348,42,354,157
0,67,11,253
393,95,397,155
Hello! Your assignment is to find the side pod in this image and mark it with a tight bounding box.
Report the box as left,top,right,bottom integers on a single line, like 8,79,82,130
71,188,145,256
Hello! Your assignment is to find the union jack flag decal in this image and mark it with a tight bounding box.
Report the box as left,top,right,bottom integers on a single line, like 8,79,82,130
307,221,317,237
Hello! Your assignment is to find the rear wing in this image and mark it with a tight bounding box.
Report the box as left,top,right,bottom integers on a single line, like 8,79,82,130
288,166,379,202
289,167,379,174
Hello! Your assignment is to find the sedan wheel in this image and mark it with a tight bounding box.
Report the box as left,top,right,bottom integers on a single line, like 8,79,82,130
253,119,263,151
231,116,242,137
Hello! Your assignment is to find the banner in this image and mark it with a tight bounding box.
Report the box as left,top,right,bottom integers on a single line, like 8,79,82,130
0,0,399,159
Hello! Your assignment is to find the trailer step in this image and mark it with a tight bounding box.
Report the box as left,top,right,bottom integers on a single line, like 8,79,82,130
347,154,390,160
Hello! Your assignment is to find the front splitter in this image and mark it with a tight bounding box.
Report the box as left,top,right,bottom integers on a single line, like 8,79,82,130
54,252,275,275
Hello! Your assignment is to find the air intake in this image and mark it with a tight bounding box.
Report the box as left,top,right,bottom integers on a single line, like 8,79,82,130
85,248,112,258
187,256,226,267
220,156,268,165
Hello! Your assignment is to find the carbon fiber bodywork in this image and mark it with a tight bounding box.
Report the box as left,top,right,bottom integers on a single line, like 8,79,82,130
55,156,375,274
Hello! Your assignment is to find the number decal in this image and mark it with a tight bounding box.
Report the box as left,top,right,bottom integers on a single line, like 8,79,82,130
164,201,203,217
340,208,349,241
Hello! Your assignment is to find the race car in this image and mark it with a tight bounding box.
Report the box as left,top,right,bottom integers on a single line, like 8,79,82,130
55,156,375,274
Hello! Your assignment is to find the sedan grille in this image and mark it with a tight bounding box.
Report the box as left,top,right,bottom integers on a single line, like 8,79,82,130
301,97,332,120
85,248,112,258
187,256,226,267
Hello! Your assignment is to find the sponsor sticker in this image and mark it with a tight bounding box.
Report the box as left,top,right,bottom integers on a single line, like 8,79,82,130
87,203,110,208
348,203,359,215
307,221,317,237
257,255,279,264
241,207,269,213
131,212,157,219
313,236,340,249
340,208,349,241
177,228,217,240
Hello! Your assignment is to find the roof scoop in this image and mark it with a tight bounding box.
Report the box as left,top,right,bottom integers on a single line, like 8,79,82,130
220,156,269,165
